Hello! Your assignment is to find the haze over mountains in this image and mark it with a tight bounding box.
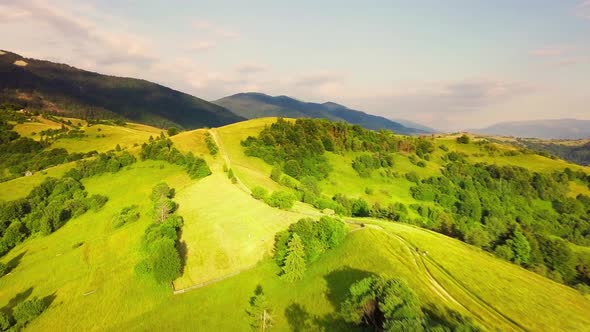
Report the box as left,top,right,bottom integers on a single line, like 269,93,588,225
472,119,590,139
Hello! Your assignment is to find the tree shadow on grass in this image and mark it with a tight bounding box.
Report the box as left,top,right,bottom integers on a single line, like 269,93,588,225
177,239,188,274
4,251,27,274
42,292,57,308
1,287,33,315
324,266,375,311
281,267,375,331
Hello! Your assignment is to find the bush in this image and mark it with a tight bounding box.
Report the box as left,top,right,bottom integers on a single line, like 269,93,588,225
13,297,47,323
251,186,268,200
457,134,470,144
88,194,108,211
113,205,140,228
266,191,297,210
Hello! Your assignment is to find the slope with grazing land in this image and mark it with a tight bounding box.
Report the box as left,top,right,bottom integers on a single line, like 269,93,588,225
0,50,244,129
0,116,589,331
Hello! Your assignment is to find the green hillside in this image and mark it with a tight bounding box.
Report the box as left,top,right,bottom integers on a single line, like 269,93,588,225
0,50,244,129
1,115,589,331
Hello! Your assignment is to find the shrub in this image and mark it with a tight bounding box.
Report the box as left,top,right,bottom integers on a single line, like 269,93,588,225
113,205,140,228
266,191,297,210
251,186,268,200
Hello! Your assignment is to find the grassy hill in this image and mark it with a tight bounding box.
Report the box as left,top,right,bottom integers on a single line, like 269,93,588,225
0,50,244,129
214,92,423,135
0,116,589,331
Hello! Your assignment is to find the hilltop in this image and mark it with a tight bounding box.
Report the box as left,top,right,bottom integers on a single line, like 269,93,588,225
0,50,244,129
0,112,589,331
214,92,425,135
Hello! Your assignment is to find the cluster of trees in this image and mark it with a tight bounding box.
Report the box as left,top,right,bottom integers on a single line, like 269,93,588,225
38,125,86,140
0,177,108,256
140,135,212,179
0,296,48,331
410,161,590,287
0,107,94,182
250,187,297,210
352,153,395,178
0,148,138,258
112,205,140,229
242,118,430,181
274,217,347,281
63,151,135,179
135,183,183,284
204,132,219,156
341,276,481,331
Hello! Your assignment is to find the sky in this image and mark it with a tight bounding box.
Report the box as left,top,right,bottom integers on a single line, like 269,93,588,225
0,0,589,131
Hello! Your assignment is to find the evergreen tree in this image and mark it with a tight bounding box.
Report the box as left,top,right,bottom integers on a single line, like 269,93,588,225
282,234,306,282
247,286,273,331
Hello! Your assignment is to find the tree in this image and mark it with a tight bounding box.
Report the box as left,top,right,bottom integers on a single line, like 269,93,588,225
507,230,531,266
150,183,174,202
149,238,181,284
0,311,12,331
341,276,424,331
167,127,179,136
154,199,176,224
247,286,273,331
270,164,282,182
282,234,306,282
456,134,470,144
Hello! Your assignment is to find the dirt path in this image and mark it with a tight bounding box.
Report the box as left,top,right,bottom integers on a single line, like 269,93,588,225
347,221,525,332
208,129,251,195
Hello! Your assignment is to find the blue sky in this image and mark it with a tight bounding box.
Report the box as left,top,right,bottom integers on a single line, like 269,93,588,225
1,0,589,130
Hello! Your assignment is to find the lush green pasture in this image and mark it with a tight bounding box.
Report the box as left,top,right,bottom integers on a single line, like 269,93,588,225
373,220,590,331
173,171,311,289
0,162,76,201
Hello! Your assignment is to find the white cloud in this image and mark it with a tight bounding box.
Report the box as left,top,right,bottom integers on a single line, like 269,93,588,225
575,0,590,19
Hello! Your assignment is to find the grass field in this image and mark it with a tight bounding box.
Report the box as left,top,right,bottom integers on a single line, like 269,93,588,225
1,117,590,331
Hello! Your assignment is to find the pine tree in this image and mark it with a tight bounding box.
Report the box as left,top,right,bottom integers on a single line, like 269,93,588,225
282,233,306,282
247,286,273,331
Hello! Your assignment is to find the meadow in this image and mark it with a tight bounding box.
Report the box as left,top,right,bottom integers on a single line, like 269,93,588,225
0,116,589,331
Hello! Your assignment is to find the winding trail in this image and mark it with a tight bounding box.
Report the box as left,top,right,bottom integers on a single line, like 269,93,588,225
347,220,525,332
208,129,251,194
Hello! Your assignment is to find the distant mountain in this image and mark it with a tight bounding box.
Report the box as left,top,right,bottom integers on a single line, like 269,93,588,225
0,50,244,129
214,92,423,135
472,119,590,139
390,118,436,133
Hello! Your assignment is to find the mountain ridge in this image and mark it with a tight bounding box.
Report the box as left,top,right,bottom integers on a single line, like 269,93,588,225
0,50,244,129
471,118,590,139
214,92,425,135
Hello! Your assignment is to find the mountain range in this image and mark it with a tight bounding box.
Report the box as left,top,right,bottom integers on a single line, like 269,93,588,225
472,119,590,139
214,92,426,135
